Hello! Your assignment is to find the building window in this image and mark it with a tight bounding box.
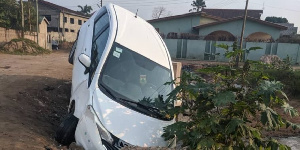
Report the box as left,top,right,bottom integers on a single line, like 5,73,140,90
71,29,75,32
65,28,69,32
64,17,67,23
78,19,82,25
70,18,74,24
44,15,51,21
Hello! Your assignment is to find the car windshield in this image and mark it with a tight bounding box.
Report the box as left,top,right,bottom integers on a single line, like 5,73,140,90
99,42,173,119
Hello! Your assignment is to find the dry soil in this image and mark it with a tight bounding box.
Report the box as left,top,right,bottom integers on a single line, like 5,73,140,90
0,50,72,150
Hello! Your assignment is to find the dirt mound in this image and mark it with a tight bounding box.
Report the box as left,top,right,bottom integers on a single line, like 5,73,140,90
0,38,51,55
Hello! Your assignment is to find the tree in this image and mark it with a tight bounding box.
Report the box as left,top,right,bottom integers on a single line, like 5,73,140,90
0,0,20,29
265,16,288,23
152,6,172,19
24,0,37,32
190,0,206,12
77,5,93,15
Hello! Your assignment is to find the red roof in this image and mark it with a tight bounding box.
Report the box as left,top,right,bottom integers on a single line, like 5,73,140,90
148,12,225,23
39,0,90,18
193,16,288,30
202,8,263,19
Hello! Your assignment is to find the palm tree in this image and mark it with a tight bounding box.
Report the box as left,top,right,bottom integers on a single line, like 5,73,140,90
77,5,93,15
191,0,206,12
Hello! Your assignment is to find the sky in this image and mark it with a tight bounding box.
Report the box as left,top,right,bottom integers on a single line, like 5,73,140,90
45,0,300,33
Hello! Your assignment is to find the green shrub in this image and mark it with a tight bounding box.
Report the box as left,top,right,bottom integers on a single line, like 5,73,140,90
163,43,299,149
265,69,300,97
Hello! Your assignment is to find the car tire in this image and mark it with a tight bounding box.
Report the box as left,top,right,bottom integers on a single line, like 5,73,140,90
55,114,79,146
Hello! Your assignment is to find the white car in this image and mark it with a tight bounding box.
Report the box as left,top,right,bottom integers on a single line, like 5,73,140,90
56,4,175,149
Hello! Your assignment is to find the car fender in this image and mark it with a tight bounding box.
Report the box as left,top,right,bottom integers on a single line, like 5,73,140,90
75,106,104,149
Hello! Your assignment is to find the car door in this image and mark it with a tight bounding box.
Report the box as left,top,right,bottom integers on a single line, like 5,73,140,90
73,9,111,118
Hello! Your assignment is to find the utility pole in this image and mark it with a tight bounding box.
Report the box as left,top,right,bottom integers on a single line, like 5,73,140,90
63,9,65,40
20,0,24,38
239,0,249,49
36,0,39,45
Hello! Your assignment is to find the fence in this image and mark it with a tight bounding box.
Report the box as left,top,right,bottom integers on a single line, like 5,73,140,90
164,39,300,65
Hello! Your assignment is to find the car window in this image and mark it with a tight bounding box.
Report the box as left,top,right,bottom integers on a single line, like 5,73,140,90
100,43,173,101
94,13,109,37
98,43,174,120
89,12,110,86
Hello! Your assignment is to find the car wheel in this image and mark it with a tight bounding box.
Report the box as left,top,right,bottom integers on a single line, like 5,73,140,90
55,114,79,146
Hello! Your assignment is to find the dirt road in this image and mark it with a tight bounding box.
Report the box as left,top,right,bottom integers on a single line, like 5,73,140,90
0,50,72,149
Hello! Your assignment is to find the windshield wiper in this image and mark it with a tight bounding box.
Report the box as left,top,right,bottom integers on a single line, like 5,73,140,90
99,84,168,120
117,98,164,118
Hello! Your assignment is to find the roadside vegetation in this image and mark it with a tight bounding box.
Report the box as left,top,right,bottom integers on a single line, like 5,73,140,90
0,38,51,55
0,0,37,31
163,43,300,149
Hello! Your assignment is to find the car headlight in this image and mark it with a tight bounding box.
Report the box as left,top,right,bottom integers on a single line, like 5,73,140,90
88,105,114,144
89,105,131,149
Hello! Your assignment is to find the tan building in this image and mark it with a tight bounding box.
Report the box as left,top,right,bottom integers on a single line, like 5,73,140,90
38,16,50,49
38,0,90,42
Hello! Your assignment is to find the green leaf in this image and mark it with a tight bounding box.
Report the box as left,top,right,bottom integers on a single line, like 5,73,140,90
282,102,299,117
216,43,229,50
258,81,284,106
212,91,236,106
267,139,291,150
258,81,283,95
250,128,261,139
225,118,244,134
261,108,284,129
162,122,189,141
285,120,300,130
197,138,215,149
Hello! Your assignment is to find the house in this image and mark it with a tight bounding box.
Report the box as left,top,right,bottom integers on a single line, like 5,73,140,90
149,9,287,42
193,16,287,42
37,0,90,42
149,12,224,38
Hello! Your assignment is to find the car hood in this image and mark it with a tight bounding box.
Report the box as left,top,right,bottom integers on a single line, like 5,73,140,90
92,88,174,147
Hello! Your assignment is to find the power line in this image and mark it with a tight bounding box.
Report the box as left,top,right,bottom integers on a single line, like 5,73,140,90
250,1,300,13
56,0,300,14
210,0,233,8
62,0,190,7
105,0,192,6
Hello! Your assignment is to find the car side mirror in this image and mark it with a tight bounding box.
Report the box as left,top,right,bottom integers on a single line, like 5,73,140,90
78,53,91,74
